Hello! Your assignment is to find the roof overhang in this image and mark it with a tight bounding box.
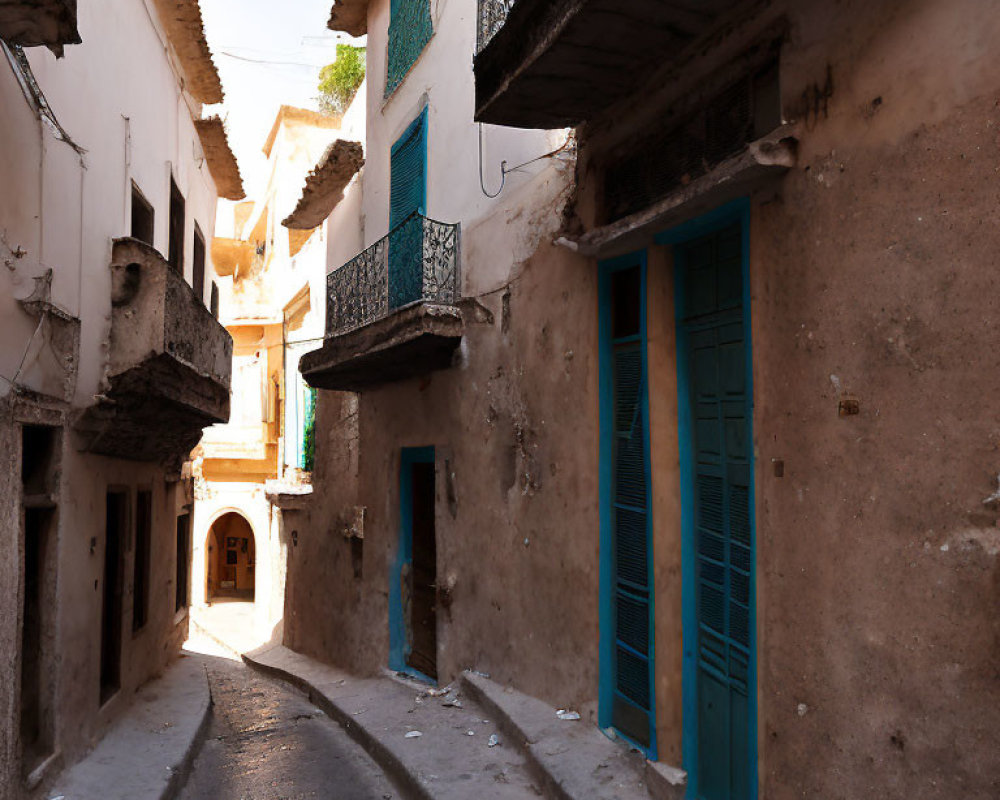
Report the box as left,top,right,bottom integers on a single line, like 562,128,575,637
327,0,368,36
195,116,245,201
150,0,223,104
0,0,80,55
282,139,364,230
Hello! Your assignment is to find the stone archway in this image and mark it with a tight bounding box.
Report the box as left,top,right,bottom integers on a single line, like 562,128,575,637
205,511,256,602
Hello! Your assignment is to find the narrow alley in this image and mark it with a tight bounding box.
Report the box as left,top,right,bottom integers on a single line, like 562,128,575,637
3,0,1000,799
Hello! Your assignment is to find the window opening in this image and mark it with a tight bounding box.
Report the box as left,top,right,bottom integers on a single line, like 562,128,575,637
175,513,190,612
192,224,206,302
168,178,185,273
130,182,154,246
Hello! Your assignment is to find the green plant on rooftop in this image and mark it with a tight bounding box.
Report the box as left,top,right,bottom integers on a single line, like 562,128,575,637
318,45,366,116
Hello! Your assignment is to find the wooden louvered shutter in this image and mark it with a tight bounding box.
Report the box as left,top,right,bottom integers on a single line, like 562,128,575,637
389,111,427,308
608,264,654,749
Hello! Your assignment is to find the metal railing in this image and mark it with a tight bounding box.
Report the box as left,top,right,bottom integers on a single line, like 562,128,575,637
477,0,517,53
326,213,461,336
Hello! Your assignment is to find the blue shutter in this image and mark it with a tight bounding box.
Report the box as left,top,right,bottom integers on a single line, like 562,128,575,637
389,110,427,309
678,223,754,800
596,260,655,753
386,0,433,97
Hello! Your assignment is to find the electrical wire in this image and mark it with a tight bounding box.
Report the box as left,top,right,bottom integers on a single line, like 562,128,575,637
218,51,325,69
478,124,574,199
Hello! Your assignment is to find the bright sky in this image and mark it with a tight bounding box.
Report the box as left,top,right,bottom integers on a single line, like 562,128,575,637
200,0,363,213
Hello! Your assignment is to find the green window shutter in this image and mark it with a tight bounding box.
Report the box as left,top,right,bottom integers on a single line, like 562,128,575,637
389,110,427,308
386,0,433,97
390,111,427,227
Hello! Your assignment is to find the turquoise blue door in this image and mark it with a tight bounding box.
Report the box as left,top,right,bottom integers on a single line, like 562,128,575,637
389,109,427,309
676,221,755,799
598,256,656,756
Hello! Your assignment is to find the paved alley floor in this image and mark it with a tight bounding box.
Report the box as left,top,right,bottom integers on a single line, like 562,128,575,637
179,656,398,800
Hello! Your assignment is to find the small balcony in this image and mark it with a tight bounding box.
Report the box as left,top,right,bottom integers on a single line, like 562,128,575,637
75,238,233,467
300,214,463,392
474,0,745,129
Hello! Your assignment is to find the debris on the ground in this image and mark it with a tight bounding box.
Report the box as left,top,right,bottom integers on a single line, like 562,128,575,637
425,684,452,697
467,730,476,736
556,709,581,721
488,734,500,747
441,691,463,708
405,730,423,738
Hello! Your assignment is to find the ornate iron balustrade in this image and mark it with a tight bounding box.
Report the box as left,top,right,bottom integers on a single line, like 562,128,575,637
477,0,517,53
326,214,461,336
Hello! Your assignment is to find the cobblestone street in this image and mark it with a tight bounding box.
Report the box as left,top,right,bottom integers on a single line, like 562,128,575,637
180,658,396,800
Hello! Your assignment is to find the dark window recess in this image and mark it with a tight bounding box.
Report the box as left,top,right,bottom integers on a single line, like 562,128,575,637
602,57,781,224
611,266,641,339
192,225,206,301
168,179,185,273
175,513,190,612
130,183,154,246
101,491,127,705
132,490,152,632
210,283,220,319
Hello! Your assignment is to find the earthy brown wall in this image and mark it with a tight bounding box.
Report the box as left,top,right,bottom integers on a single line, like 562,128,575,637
287,236,602,712
53,443,191,776
751,1,1000,795
565,0,1000,793
288,1,1000,795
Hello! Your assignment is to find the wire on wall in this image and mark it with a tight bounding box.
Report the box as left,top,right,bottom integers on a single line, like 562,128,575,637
478,124,575,199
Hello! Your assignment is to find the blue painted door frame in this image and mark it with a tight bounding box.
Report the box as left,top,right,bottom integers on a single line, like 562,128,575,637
656,198,757,800
389,445,436,682
598,250,657,759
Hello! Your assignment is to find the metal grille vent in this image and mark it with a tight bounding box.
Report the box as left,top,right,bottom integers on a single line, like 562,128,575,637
603,59,779,223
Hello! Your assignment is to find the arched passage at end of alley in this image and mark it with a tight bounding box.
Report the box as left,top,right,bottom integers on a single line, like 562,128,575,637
190,493,289,653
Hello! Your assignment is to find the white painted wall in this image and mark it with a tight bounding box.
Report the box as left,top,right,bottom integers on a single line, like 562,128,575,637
0,0,220,408
321,0,569,297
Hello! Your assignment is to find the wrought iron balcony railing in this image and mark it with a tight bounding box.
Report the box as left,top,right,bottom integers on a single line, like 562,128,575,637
477,0,517,53
327,213,461,336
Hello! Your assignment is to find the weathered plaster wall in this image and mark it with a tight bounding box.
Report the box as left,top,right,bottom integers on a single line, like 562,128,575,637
571,0,1000,793
291,0,1000,795
0,0,219,409
0,0,224,796
288,162,601,713
748,1,1000,795
53,444,192,776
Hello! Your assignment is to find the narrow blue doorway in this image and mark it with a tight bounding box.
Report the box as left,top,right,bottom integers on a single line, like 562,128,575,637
673,213,756,800
389,446,437,682
598,253,656,757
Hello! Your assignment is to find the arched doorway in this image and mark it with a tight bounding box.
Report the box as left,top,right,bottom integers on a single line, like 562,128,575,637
205,512,256,602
